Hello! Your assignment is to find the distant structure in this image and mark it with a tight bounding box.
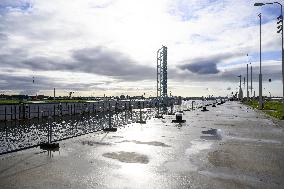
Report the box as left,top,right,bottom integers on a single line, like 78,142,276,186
157,46,168,113
238,75,243,100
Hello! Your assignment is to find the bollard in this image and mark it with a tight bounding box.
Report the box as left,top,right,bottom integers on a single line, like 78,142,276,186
201,106,209,112
172,113,186,123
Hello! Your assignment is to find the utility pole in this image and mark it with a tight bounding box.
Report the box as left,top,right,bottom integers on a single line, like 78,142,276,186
247,64,249,101
251,63,252,99
259,13,263,109
254,1,283,117
238,75,243,100
53,88,56,100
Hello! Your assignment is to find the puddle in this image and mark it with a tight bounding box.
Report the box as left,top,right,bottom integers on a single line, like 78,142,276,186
81,140,111,146
117,140,170,147
110,136,124,139
103,151,149,164
201,128,222,140
208,150,235,168
186,140,212,156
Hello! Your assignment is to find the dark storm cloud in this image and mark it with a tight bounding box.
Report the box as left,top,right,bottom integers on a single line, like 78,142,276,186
71,47,155,80
179,62,219,74
0,74,54,91
170,63,282,83
178,52,242,75
0,47,155,81
221,64,282,82
0,73,105,92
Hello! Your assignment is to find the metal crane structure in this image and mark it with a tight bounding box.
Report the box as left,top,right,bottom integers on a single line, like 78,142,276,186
157,46,168,115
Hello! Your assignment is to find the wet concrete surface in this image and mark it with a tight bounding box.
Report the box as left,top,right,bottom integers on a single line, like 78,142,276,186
0,101,284,188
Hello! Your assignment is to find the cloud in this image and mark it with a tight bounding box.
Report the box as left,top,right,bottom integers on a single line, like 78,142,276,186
0,72,108,94
0,0,282,96
178,52,242,75
179,62,219,74
0,46,156,81
71,47,155,80
170,61,282,83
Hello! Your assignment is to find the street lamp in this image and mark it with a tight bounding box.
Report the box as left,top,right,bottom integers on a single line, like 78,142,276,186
250,63,253,99
256,12,263,109
254,1,283,116
238,75,243,100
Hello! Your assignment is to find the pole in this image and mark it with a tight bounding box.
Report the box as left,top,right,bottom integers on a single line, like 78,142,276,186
247,64,249,101
54,88,56,100
259,13,263,109
251,64,252,97
280,4,284,119
239,75,241,89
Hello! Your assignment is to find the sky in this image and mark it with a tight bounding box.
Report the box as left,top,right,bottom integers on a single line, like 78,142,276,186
0,0,282,97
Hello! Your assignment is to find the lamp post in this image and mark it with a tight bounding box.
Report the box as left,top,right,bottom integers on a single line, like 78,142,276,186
254,1,283,116
247,63,249,101
238,75,243,100
250,63,252,99
259,13,263,109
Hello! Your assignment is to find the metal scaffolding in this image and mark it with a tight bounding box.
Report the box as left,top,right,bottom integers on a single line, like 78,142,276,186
157,46,168,114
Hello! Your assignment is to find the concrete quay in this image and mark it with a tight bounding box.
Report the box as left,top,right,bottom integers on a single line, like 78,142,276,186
0,101,284,189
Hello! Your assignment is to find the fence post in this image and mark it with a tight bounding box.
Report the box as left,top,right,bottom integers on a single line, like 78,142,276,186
29,106,31,119
10,106,13,120
14,105,16,120
23,104,26,119
4,106,7,121
125,102,127,122
19,106,21,120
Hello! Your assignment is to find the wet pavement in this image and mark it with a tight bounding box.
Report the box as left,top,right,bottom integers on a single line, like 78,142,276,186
0,101,284,189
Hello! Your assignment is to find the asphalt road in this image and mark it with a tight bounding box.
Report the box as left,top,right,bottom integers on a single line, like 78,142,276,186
0,101,284,189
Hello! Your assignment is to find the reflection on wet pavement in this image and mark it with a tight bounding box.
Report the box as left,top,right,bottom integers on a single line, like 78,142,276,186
103,151,149,164
116,140,171,147
81,140,112,146
1,101,284,189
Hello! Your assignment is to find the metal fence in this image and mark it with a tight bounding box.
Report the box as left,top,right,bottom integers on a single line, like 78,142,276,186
0,100,158,121
0,99,181,155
